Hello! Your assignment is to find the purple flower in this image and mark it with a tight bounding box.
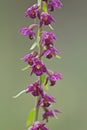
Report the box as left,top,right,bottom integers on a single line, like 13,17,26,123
31,60,47,76
25,4,39,19
46,72,63,86
48,0,62,11
23,53,37,66
38,93,55,107
40,12,55,26
30,121,48,130
26,81,43,96
19,27,35,40
42,47,59,59
43,108,61,120
40,32,56,46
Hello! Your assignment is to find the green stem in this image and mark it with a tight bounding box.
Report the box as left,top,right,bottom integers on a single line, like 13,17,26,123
34,0,43,122
34,96,40,121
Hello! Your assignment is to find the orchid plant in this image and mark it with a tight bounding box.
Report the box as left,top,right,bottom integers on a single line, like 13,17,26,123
14,0,63,130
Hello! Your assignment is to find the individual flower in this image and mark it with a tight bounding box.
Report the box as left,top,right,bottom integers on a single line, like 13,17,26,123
38,93,55,107
19,26,35,40
22,53,37,66
40,12,55,26
40,32,56,46
46,72,63,86
30,121,48,130
26,81,43,96
42,46,59,59
25,4,39,19
48,0,62,11
43,108,61,120
31,60,47,76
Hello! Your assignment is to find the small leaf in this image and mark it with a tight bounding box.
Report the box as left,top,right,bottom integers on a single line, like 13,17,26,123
42,2,48,13
38,0,41,6
26,109,35,127
56,55,61,59
30,36,40,50
22,65,30,71
49,24,54,30
41,74,46,85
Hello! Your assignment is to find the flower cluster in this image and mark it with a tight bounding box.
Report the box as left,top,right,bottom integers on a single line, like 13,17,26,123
18,0,63,130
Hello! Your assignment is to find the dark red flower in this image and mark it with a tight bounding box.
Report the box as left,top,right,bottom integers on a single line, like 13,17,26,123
38,93,55,107
26,81,43,96
43,108,61,120
30,121,48,130
25,4,39,19
40,12,55,26
42,47,59,59
48,0,63,11
46,72,63,86
31,60,47,76
40,32,56,46
23,53,37,66
19,27,35,40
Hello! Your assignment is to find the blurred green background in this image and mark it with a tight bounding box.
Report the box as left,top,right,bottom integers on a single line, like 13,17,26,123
0,0,87,130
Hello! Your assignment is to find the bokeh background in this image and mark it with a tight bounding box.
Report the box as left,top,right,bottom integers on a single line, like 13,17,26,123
0,0,87,130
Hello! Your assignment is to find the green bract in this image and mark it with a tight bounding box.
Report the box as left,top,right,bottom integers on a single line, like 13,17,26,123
26,109,35,127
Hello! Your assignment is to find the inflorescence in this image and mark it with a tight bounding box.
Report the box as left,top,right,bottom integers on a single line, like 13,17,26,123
16,0,63,130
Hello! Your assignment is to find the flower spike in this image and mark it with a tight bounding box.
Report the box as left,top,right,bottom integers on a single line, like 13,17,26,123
15,0,63,130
